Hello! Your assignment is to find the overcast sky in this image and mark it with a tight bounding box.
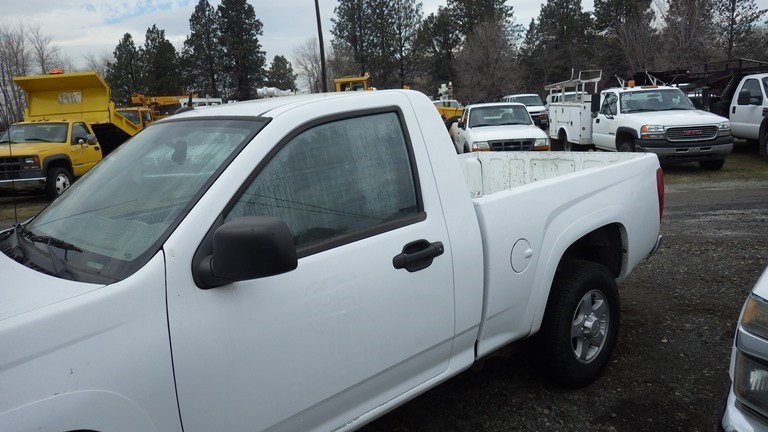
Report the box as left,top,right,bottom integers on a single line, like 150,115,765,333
1,0,766,70
0,0,592,69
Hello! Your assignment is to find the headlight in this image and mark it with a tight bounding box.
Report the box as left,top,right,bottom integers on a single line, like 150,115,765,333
742,294,768,340
734,351,768,419
471,141,490,151
534,138,549,149
733,294,768,418
640,125,665,140
719,121,731,136
21,156,40,170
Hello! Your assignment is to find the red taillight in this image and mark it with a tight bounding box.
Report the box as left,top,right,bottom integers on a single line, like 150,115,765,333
656,168,664,221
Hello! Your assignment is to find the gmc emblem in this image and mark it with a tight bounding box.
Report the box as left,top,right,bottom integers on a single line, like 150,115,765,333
682,129,703,136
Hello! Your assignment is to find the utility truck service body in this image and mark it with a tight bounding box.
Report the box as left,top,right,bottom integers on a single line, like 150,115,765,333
0,90,663,432
547,71,733,170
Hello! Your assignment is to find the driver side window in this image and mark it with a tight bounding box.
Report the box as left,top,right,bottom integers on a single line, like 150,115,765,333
226,111,421,254
71,123,89,144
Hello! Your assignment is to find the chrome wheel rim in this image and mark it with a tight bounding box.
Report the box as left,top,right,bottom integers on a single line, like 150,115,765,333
55,173,71,195
571,289,609,363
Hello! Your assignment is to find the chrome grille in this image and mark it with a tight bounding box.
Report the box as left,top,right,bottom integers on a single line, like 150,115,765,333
666,126,718,142
489,139,534,151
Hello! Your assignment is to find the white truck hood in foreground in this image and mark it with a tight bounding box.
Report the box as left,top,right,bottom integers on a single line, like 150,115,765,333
626,109,728,126
0,252,101,322
470,124,547,141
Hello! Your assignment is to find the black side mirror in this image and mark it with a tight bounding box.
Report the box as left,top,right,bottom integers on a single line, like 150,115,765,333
458,121,465,129
195,216,298,289
591,95,600,114
738,90,751,105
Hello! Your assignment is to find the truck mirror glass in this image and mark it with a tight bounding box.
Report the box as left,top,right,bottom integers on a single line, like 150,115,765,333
737,91,751,105
86,134,98,145
458,121,465,129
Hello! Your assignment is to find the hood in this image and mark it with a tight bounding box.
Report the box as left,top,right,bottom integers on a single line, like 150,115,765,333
0,142,68,158
625,109,728,126
0,249,102,322
470,124,547,141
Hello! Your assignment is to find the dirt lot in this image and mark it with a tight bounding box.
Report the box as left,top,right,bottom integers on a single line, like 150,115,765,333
2,144,767,431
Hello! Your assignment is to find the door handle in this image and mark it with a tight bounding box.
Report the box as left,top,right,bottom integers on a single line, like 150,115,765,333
732,106,736,114
595,119,600,124
393,239,444,272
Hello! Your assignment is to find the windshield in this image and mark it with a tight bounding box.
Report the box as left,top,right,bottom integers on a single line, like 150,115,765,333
10,118,265,282
469,105,532,127
119,109,140,124
619,89,694,113
3,123,68,143
509,95,544,106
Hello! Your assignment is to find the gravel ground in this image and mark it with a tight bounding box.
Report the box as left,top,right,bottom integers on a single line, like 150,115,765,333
2,149,767,432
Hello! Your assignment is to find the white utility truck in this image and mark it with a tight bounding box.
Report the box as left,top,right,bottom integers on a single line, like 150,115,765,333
728,72,768,157
547,70,733,170
0,90,663,432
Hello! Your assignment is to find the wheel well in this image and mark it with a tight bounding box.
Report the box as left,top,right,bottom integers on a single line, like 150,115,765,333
616,131,634,146
558,224,624,278
558,128,567,140
44,157,73,176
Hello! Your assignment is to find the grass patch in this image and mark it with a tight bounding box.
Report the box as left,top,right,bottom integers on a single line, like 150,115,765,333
662,141,768,186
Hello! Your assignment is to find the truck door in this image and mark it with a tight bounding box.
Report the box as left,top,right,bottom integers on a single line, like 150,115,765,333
69,122,101,176
592,92,618,150
731,78,765,139
165,103,456,432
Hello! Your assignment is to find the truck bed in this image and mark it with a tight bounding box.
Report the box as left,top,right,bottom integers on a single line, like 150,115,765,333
459,151,649,197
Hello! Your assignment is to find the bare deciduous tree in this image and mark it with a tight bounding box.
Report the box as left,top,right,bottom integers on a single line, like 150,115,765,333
81,51,112,78
0,21,31,129
28,22,61,74
292,38,338,93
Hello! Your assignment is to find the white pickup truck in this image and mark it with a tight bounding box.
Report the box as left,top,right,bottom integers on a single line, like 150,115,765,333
451,102,549,153
0,90,663,432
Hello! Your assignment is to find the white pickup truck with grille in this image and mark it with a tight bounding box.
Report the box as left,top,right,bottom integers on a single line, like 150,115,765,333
0,90,662,432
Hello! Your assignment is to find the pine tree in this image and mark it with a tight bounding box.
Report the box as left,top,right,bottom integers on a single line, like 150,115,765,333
331,0,370,76
446,0,513,39
266,55,297,91
414,7,461,95
182,0,224,97
105,33,143,106
712,0,767,59
217,0,266,101
391,0,423,88
142,25,182,95
536,0,594,82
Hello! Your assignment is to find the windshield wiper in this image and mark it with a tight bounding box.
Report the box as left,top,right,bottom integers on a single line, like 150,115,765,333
26,234,83,252
470,123,493,127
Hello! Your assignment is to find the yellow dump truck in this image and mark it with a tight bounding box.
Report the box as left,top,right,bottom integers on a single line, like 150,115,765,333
333,73,373,92
0,71,142,199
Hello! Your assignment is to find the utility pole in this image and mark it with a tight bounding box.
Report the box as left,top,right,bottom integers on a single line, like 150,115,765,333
314,0,328,92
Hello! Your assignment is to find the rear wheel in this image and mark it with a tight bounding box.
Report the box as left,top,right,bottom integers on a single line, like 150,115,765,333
45,166,72,200
698,159,725,171
537,259,619,388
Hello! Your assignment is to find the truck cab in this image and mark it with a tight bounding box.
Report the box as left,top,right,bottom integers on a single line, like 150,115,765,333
729,73,768,154
501,93,548,128
0,120,100,198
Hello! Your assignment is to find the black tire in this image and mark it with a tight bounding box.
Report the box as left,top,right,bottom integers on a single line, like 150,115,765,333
537,259,619,388
46,166,72,200
698,159,725,171
618,140,635,152
550,137,564,151
760,128,768,159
